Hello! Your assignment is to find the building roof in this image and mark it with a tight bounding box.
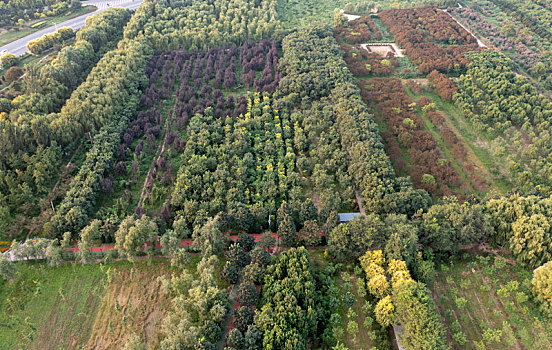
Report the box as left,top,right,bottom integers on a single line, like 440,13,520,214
338,212,361,222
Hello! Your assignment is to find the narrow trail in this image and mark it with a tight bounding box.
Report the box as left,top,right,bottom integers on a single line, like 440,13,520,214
216,280,240,350
136,103,174,210
355,192,366,215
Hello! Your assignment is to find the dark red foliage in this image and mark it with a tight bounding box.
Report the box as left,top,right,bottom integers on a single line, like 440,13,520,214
358,77,462,195
427,70,458,101
334,15,383,44
380,6,480,73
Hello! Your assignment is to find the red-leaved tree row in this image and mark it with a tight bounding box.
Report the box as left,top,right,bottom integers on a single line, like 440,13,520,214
380,6,480,73
427,70,457,101
334,15,383,44
358,78,461,196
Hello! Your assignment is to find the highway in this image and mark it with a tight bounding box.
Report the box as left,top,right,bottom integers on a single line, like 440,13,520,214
0,0,143,56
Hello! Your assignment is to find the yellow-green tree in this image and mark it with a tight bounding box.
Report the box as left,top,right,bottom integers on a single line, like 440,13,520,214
532,261,552,315
374,295,395,327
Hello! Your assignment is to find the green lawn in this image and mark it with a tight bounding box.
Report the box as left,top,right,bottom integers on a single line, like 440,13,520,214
431,253,552,349
0,6,96,47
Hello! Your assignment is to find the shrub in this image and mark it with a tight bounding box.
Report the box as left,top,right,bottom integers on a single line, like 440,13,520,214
238,283,258,307
374,295,395,327
1,53,17,69
233,306,254,333
4,66,23,82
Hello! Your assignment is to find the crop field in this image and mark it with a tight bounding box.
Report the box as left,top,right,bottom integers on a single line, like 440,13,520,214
0,259,176,349
432,253,552,349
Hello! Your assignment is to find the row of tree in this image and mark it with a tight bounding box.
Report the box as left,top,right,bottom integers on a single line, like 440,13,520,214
0,0,75,28
454,50,552,193
0,8,132,239
278,26,431,216
359,77,461,196
26,26,74,54
359,250,447,349
44,0,283,239
124,0,278,52
449,6,552,82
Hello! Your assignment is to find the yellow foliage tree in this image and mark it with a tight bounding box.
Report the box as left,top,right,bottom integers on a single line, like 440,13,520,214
368,274,390,299
375,295,395,327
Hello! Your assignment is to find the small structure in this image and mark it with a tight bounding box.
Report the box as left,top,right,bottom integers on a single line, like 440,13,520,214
338,213,362,222
360,42,404,57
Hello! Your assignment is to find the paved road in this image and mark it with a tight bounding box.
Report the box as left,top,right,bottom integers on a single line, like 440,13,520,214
0,0,142,56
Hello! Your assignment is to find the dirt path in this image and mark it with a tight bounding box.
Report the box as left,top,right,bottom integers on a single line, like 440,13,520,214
136,104,174,210
440,9,487,48
216,281,240,350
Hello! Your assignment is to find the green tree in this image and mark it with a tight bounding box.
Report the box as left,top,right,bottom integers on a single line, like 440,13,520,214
115,215,158,262
226,328,244,349
1,53,17,69
278,201,296,247
393,281,447,349
0,254,16,280
532,261,552,315
255,247,317,350
192,216,226,257
233,306,254,333
46,239,64,267
77,219,101,264
327,214,385,261
510,214,552,266
161,230,189,268
383,214,419,266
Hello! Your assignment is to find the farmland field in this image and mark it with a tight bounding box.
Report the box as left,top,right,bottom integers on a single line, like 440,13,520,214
0,259,175,349
432,253,552,349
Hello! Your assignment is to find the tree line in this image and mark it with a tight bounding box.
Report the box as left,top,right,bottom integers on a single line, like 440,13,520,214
454,50,552,193
0,0,75,28
0,8,132,239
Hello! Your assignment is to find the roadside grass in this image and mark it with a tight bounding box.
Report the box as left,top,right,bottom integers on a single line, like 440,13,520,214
431,253,552,349
0,5,96,47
